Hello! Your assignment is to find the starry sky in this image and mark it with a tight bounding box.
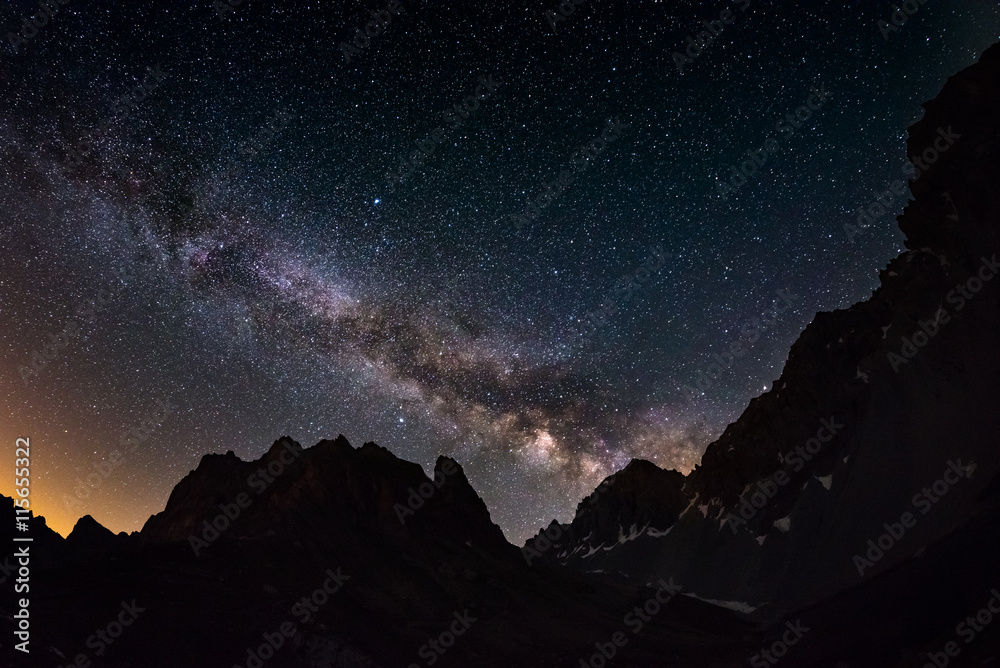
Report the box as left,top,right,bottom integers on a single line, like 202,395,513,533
1,0,998,544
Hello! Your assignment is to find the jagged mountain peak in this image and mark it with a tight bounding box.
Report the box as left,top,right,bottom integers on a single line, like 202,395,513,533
525,457,690,559
65,513,128,557
67,514,114,539
137,434,511,554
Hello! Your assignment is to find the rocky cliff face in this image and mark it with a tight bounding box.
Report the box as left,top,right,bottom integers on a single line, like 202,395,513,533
524,458,690,567
529,42,1000,619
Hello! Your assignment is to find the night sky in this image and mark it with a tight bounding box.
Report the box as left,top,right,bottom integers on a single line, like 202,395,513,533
1,0,997,544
